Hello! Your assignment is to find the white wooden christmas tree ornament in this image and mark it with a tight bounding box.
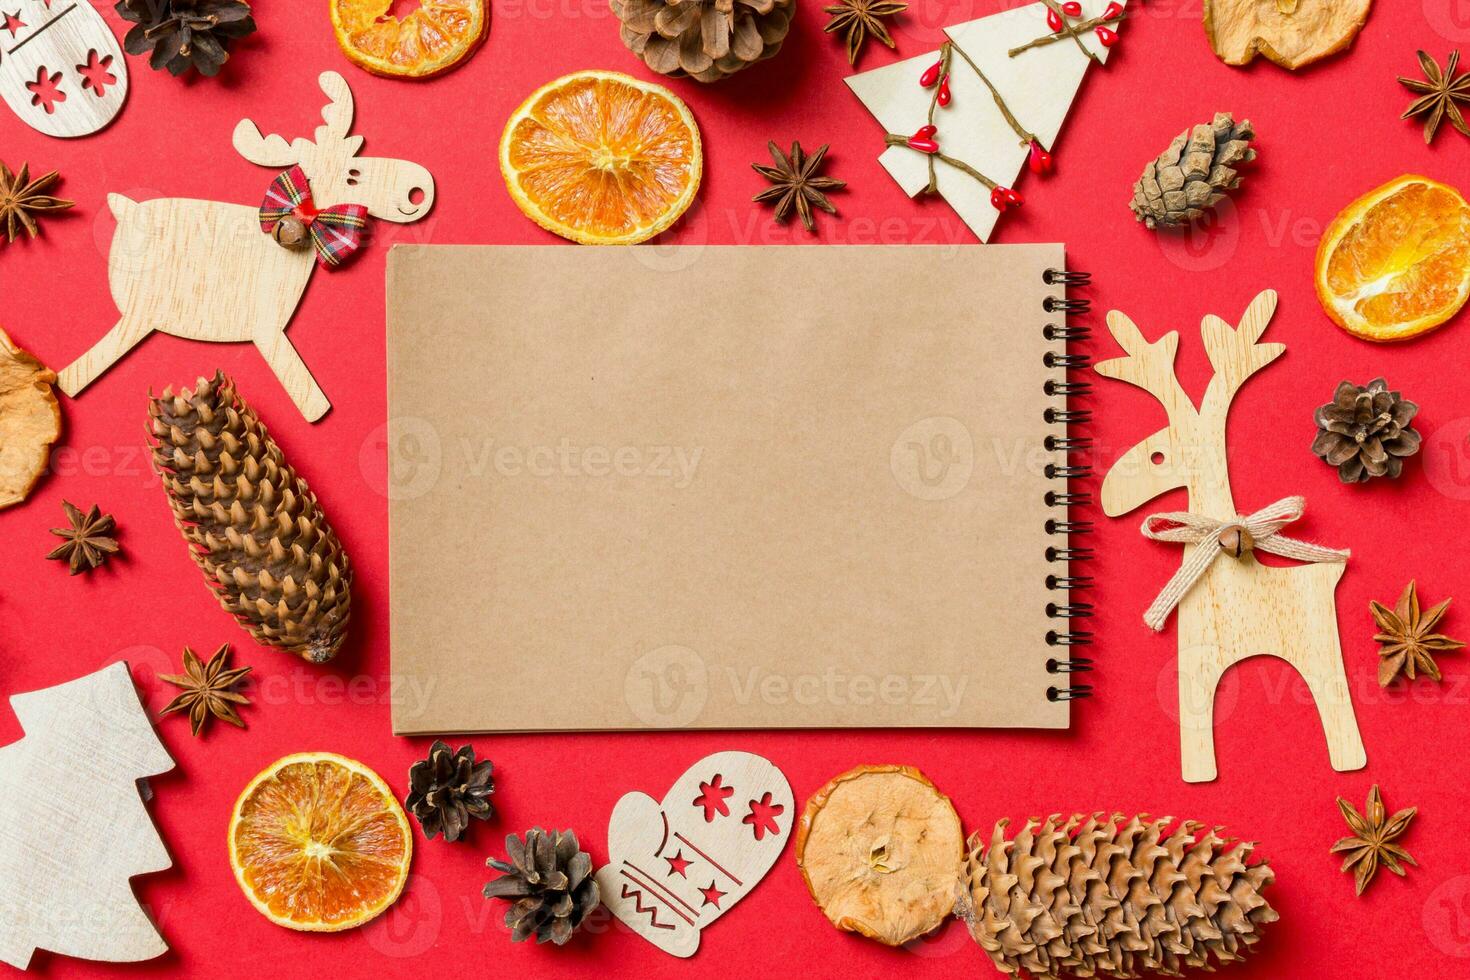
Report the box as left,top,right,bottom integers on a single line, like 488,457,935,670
847,0,1124,242
0,662,174,969
56,71,436,422
596,751,792,957
0,0,128,137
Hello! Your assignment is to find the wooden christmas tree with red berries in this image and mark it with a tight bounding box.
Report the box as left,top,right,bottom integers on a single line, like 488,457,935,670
848,0,1126,242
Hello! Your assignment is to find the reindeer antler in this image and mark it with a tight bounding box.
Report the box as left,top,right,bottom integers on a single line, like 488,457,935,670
1200,289,1285,418
314,72,357,144
1096,310,1199,423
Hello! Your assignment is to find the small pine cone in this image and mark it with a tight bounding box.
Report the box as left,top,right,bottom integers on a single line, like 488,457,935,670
955,814,1278,979
1312,378,1422,483
483,828,600,945
611,0,795,83
405,741,495,843
147,372,352,663
1131,113,1256,229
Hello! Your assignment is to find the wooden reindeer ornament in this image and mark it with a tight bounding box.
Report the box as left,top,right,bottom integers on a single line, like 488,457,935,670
1097,290,1366,783
56,71,435,422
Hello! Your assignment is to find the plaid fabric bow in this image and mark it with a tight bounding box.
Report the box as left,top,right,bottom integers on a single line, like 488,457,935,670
258,167,369,269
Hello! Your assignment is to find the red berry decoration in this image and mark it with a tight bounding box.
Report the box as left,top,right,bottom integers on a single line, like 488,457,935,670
1061,1,1082,16
915,124,937,139
907,135,940,154
919,60,942,87
1095,25,1118,46
1027,141,1054,175
936,75,951,106
1004,187,1024,206
1046,6,1063,31
1102,1,1123,18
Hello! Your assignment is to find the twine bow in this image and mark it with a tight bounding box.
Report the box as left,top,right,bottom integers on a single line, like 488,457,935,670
258,166,369,270
1140,496,1349,631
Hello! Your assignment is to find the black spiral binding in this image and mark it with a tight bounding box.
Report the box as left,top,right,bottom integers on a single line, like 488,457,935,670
1043,267,1094,703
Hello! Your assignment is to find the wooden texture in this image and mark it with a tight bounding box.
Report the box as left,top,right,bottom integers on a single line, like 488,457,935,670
0,662,174,969
1097,290,1367,783
0,1,128,137
846,0,1123,242
595,751,793,957
55,71,435,422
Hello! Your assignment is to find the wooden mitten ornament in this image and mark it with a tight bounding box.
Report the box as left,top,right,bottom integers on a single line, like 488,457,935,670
0,0,128,137
1097,289,1367,783
0,663,174,969
595,751,792,957
56,71,435,422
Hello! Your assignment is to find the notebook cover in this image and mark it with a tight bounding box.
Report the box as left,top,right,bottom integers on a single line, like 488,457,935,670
386,244,1071,733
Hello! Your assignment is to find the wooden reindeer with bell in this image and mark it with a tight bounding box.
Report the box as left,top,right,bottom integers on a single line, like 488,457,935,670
57,71,435,422
1098,289,1366,783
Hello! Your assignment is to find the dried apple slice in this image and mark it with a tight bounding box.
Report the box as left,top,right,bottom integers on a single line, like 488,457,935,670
1204,0,1373,70
0,326,61,509
795,765,964,946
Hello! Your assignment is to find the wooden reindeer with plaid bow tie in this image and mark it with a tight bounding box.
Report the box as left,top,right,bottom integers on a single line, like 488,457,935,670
1098,289,1366,783
57,71,434,422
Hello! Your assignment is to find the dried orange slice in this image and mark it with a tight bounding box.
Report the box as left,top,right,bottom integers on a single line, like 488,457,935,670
499,70,702,245
329,0,487,78
795,765,964,946
228,752,412,931
1315,175,1470,342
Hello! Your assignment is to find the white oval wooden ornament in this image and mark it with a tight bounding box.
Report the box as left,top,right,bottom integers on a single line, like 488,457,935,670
595,751,792,957
0,1,129,138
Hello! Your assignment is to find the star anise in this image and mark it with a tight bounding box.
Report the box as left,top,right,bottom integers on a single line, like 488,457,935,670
1331,785,1416,896
159,643,252,736
752,141,847,234
46,501,120,575
1399,50,1470,144
1370,580,1464,686
823,0,907,66
0,161,73,244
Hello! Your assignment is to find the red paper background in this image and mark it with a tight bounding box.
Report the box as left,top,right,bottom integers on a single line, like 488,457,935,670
5,1,1470,976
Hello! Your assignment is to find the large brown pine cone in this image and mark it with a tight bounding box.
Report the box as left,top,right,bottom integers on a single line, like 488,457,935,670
610,0,794,83
147,372,351,663
955,814,1277,979
1131,113,1256,229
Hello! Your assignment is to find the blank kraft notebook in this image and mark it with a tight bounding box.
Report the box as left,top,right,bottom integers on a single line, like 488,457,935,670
386,245,1092,734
